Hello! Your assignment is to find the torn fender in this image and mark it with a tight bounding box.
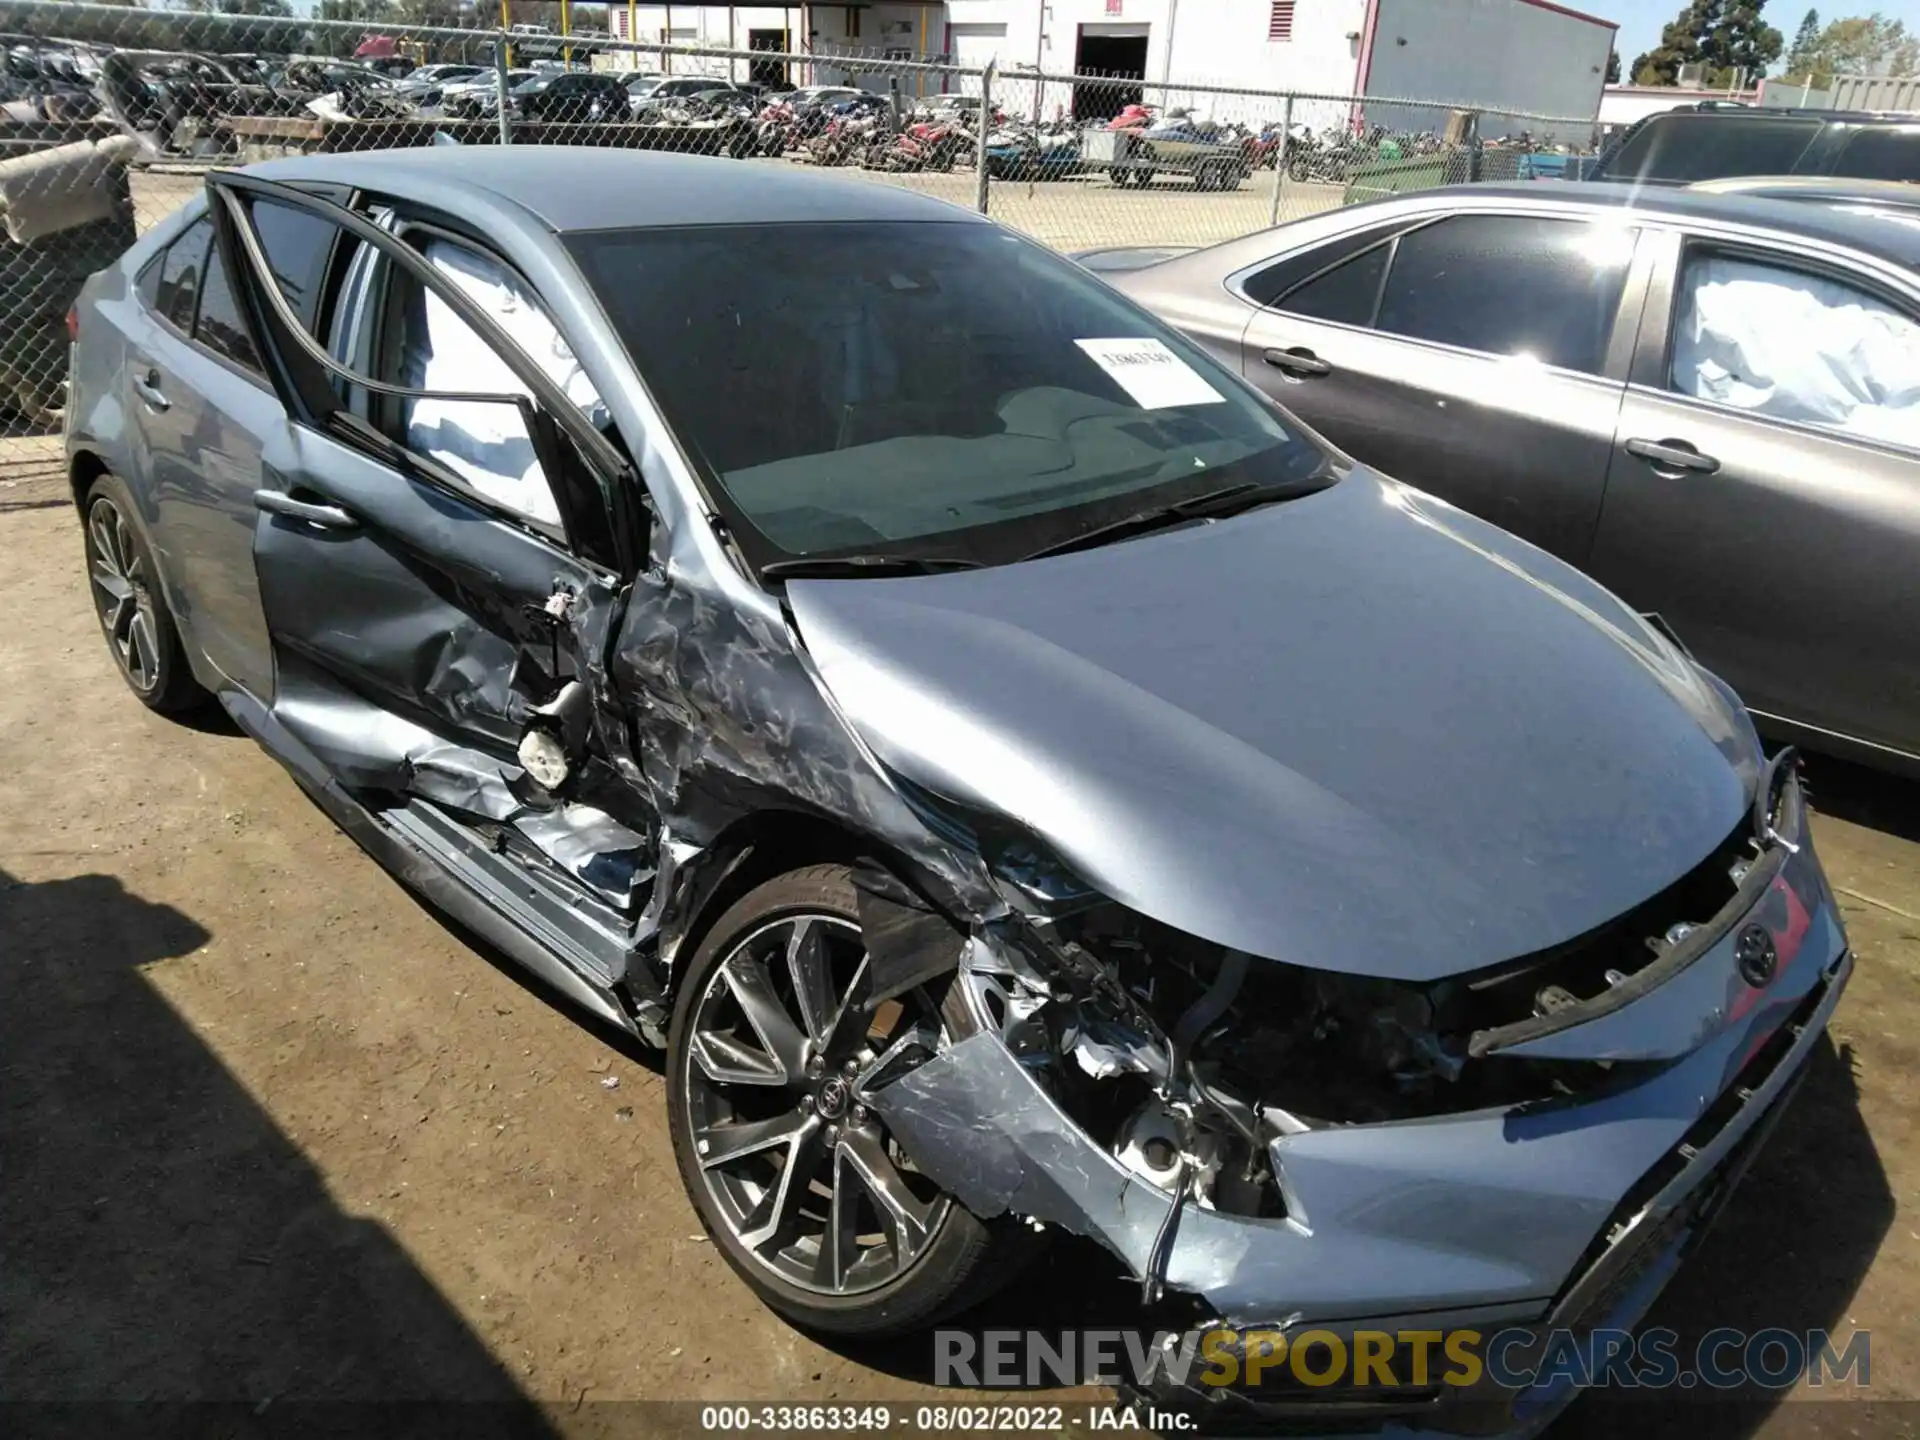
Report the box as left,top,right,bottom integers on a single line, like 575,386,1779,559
870,897,1848,1326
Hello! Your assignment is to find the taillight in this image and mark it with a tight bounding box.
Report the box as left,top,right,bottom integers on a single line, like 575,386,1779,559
65,307,78,343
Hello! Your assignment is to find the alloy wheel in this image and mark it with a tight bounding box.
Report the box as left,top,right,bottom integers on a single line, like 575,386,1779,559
682,914,951,1296
86,495,160,694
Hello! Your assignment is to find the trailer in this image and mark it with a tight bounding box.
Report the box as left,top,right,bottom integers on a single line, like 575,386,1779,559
1082,123,1251,191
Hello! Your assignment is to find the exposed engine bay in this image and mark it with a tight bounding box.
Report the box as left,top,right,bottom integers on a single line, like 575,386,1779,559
947,765,1794,1253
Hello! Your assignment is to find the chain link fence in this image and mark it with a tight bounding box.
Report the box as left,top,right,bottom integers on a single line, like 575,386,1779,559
0,0,1596,465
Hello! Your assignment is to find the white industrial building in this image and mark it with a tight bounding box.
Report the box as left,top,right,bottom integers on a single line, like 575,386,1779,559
596,0,1613,131
1599,83,1758,129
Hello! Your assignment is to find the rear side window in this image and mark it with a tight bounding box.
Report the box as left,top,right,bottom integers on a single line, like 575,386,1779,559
1242,219,1406,308
1602,115,1821,183
1833,126,1920,182
1372,215,1635,374
153,216,212,332
252,198,338,337
193,234,261,374
1278,244,1391,326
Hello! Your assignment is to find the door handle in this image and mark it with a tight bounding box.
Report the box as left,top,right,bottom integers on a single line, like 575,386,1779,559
1262,347,1332,378
1625,437,1720,475
132,366,170,413
253,489,360,533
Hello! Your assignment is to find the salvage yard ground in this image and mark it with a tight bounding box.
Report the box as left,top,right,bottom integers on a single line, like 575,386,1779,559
1,159,1916,1438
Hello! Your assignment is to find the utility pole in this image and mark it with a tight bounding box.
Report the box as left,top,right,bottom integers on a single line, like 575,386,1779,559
1031,2,1048,124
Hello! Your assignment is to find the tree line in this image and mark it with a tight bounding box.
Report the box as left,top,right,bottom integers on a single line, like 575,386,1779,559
1616,0,1917,87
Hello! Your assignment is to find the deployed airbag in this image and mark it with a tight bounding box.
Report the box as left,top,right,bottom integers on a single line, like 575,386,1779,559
1672,254,1920,447
402,239,606,526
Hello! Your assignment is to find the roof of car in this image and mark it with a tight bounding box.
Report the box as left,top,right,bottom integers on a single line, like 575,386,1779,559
1433,180,1920,270
246,147,987,232
1688,174,1920,205
1645,107,1914,122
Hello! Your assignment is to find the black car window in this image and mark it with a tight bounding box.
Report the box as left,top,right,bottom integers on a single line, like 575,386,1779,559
193,232,262,374
1277,243,1392,327
1600,114,1821,184
1833,126,1920,182
1372,215,1635,374
252,197,338,337
1243,219,1406,309
1667,247,1920,448
153,215,212,332
569,220,1331,569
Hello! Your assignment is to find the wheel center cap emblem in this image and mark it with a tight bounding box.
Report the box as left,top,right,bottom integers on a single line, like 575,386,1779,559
1736,923,1778,988
816,1076,851,1119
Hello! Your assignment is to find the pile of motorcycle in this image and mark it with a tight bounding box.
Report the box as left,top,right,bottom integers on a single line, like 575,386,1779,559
765,92,979,175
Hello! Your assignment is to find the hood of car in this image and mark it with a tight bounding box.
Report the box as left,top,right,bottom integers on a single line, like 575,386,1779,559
786,472,1760,982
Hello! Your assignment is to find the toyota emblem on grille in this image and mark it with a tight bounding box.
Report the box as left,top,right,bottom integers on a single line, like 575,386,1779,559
1736,923,1778,987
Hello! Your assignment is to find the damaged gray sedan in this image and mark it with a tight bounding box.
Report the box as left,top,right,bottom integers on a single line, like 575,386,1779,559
66,149,1848,1428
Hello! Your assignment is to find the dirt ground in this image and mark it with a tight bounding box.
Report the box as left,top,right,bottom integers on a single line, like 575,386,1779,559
1,437,1917,1439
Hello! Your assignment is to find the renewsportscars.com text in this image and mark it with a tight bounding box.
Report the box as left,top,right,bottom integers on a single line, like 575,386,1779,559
933,1326,1871,1392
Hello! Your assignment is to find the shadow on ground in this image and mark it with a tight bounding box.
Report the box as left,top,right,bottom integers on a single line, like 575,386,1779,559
1803,752,1920,848
0,866,553,1433
1517,1032,1891,1438
829,1035,1891,1440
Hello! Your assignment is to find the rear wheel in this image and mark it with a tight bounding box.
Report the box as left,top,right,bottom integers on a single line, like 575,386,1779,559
667,864,1029,1335
82,472,206,715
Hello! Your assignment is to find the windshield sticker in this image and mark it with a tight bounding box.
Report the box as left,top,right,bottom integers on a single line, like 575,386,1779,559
1075,338,1226,409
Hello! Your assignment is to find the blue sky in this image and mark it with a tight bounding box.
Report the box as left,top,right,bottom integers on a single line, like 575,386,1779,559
1606,0,1920,71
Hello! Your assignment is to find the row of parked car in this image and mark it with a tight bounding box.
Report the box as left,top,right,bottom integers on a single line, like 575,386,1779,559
1086,104,1920,771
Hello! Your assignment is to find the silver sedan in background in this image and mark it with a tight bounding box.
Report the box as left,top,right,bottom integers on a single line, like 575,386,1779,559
1104,182,1920,774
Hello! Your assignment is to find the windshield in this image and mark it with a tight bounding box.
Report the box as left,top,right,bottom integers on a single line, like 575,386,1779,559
567,220,1331,570
1600,114,1821,183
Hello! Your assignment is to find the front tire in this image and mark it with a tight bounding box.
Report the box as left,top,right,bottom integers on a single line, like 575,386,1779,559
667,864,1026,1335
82,472,206,715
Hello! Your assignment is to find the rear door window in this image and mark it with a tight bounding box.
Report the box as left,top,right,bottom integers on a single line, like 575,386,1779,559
193,232,262,375
251,198,340,337
1832,125,1920,182
1604,114,1822,183
192,231,264,378
153,216,212,332
1371,214,1635,374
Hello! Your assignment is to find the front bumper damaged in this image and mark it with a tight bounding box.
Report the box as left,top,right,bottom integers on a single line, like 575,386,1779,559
868,832,1850,1433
